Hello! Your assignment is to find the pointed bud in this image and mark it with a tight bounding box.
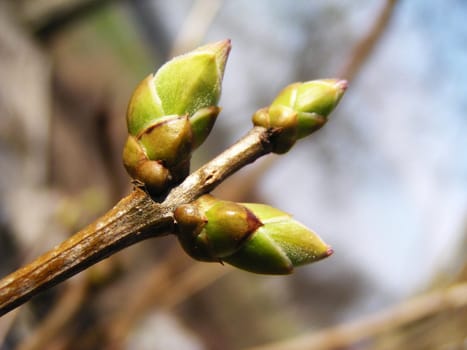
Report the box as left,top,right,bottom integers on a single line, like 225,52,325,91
154,40,230,116
175,195,332,275
123,40,231,194
279,79,347,118
224,203,332,274
253,79,347,153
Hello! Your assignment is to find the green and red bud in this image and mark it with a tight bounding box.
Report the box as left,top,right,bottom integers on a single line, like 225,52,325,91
226,203,332,274
174,195,332,275
123,40,231,194
253,79,347,153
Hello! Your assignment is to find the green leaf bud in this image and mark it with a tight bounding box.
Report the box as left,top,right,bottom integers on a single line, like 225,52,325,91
224,203,332,274
154,40,230,116
175,196,332,275
253,79,347,153
123,40,231,194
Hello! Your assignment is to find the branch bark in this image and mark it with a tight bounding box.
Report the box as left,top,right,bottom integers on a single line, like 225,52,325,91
0,126,274,316
248,282,467,350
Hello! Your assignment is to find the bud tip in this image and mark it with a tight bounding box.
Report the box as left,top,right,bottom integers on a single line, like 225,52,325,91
336,79,348,93
326,246,334,257
213,39,232,75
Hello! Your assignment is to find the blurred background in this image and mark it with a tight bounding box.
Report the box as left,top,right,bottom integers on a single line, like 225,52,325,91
0,0,466,349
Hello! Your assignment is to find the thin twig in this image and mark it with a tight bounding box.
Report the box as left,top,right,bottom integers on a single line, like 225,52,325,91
104,250,229,348
0,309,19,347
160,260,230,310
104,246,186,346
216,2,399,203
0,126,274,316
17,276,88,350
169,0,223,57
248,283,467,350
338,0,399,82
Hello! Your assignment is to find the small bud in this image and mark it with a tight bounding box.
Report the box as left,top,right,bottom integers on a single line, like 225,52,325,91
175,195,332,275
174,202,213,262
174,195,261,260
123,115,192,194
253,79,347,153
122,135,171,193
123,40,231,194
256,105,298,154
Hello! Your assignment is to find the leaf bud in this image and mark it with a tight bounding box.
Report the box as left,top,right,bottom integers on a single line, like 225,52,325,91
175,195,332,275
123,40,231,194
253,79,347,153
225,203,332,274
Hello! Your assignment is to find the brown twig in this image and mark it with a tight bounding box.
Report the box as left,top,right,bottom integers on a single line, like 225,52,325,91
248,283,467,350
213,2,399,205
338,0,399,82
0,126,274,316
104,246,186,346
169,0,223,57
0,309,19,347
104,251,229,348
17,276,88,350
